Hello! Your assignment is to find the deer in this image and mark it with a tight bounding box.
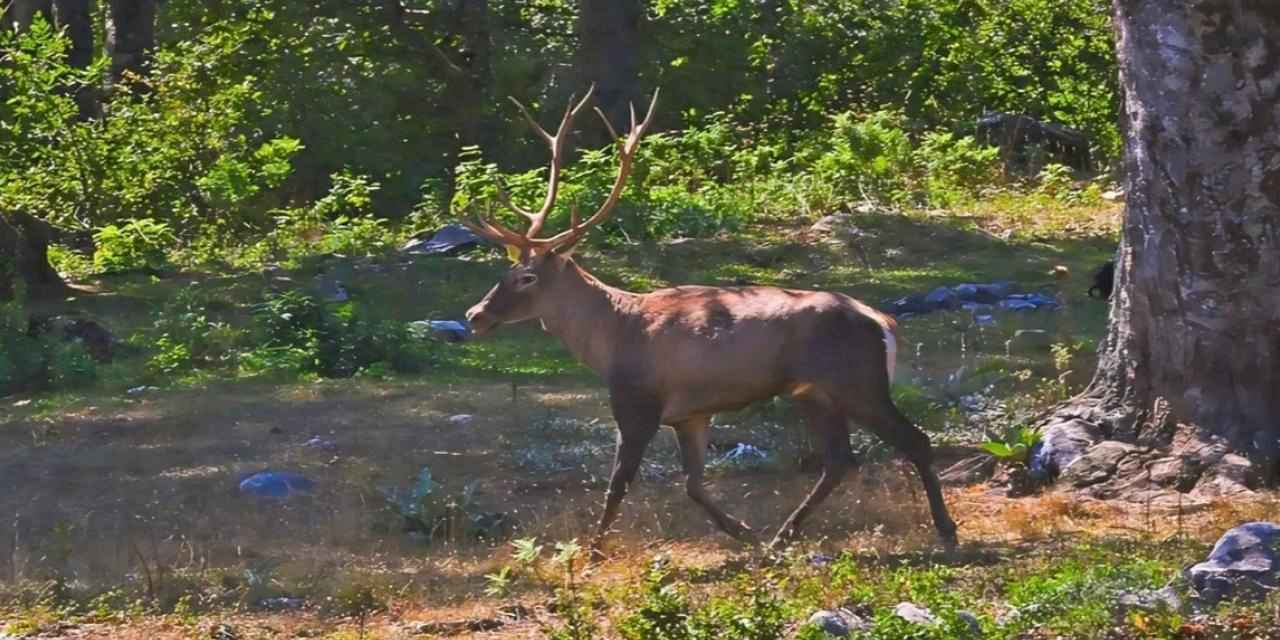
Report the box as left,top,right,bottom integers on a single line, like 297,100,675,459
462,85,959,558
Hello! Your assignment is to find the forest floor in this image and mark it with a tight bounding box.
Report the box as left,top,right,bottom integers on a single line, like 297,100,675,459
6,201,1280,639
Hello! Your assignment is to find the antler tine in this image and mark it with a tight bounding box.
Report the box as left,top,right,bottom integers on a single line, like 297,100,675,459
504,85,597,239
593,106,621,142
532,87,661,252
508,96,554,144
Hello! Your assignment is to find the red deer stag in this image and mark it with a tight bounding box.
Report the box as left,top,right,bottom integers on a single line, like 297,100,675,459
463,86,958,556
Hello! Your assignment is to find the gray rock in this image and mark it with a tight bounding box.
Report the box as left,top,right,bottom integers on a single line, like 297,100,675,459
258,596,306,611
402,224,483,256
1060,441,1136,488
1116,586,1182,615
1186,522,1280,606
894,602,939,626
956,610,983,636
925,286,960,310
1028,418,1103,481
806,608,871,637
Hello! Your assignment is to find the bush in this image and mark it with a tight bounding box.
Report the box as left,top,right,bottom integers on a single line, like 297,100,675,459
93,219,175,274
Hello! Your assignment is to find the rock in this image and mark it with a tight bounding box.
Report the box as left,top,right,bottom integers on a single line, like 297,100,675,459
940,454,997,486
1060,441,1136,488
894,602,939,626
209,623,240,640
924,286,961,310
1028,418,1103,481
409,320,470,343
1186,522,1280,606
471,512,518,541
447,414,474,426
303,436,337,452
1147,456,1203,492
1196,454,1256,497
806,608,871,637
809,213,864,240
402,224,484,256
956,610,983,636
238,471,315,499
313,276,348,302
127,385,161,395
1102,189,1125,201
974,314,996,327
1116,586,1182,615
258,597,306,611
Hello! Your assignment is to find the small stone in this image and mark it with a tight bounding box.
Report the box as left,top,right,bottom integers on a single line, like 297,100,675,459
448,414,474,426
127,385,161,395
806,608,871,637
1116,586,1182,614
1028,418,1103,480
894,602,939,626
258,597,306,611
956,610,983,636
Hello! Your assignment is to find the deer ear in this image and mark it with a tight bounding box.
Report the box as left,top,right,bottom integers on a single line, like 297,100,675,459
505,244,523,264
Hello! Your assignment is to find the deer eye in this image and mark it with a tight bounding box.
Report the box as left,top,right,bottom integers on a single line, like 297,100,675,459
515,273,539,287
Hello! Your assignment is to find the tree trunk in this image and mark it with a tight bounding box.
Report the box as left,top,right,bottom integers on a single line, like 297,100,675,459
2,0,52,31
1036,1,1280,499
576,0,644,144
0,212,68,301
105,0,155,88
52,0,99,119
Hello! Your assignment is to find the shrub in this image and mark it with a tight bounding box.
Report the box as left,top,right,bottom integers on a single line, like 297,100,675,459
0,297,97,395
93,219,175,274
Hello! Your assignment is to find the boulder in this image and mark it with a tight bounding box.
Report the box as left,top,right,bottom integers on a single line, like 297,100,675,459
402,224,484,256
239,471,315,499
1028,418,1103,481
1060,441,1136,488
1186,522,1280,606
805,608,871,637
894,602,939,626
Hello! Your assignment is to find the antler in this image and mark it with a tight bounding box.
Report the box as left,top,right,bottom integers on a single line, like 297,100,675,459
464,86,660,258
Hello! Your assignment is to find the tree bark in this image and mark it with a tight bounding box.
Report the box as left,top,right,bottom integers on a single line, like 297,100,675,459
52,0,98,119
2,0,52,31
0,212,68,301
105,0,155,88
576,0,644,144
1038,1,1280,496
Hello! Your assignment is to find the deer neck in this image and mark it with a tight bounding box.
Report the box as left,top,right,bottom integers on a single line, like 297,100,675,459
537,261,636,376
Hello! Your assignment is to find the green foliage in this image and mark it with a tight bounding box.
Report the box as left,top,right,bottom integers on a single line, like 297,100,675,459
92,219,175,274
0,296,97,395
143,289,240,376
980,426,1043,466
247,290,434,379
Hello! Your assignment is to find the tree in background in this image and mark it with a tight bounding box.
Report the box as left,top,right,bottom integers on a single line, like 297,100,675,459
576,0,644,143
1040,1,1280,492
106,0,156,88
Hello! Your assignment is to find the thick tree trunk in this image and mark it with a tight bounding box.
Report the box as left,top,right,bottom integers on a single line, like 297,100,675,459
0,212,68,301
52,0,98,119
576,0,644,144
105,0,155,88
1036,1,1280,499
2,0,52,31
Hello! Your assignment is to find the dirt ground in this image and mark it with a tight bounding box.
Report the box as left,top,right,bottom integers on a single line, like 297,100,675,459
4,376,1274,639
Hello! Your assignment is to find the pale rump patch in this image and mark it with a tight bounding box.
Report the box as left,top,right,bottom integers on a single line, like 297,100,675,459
883,327,897,384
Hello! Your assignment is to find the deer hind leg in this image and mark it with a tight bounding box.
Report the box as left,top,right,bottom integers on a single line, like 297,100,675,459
675,417,755,541
849,396,959,548
590,399,660,560
769,400,852,549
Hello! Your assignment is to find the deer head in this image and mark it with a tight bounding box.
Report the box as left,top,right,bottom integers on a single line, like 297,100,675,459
463,85,659,336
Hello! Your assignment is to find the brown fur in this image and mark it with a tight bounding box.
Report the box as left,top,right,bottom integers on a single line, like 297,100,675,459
466,253,958,554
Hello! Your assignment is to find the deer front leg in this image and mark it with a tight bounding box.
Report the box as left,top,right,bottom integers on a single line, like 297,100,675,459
675,417,755,541
590,399,659,561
